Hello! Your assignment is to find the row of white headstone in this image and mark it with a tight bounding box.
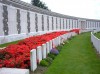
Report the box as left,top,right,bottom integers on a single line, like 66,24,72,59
0,31,77,74
91,32,100,54
30,31,77,72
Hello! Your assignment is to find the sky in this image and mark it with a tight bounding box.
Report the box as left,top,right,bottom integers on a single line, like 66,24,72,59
21,0,100,19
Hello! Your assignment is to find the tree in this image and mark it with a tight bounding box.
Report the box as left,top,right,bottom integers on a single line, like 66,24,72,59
31,0,49,10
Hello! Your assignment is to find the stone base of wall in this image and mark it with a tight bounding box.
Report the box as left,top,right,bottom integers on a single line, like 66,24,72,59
0,68,29,74
0,30,69,45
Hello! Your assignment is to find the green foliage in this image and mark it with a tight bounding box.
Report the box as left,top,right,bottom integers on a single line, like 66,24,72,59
56,45,62,52
31,0,49,10
48,53,56,60
40,59,49,67
94,32,100,39
45,32,100,74
45,57,53,64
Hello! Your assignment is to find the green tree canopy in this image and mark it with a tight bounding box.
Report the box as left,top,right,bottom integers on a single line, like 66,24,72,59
31,0,49,10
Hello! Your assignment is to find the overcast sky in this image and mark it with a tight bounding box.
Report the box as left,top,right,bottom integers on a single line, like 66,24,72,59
21,0,100,19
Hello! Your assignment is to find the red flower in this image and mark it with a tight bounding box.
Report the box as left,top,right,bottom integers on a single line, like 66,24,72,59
0,31,70,69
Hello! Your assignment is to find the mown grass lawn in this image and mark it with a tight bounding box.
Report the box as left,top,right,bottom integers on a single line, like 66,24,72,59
45,32,100,74
94,32,100,39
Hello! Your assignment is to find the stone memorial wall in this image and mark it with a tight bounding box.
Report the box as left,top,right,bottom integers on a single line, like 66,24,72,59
0,0,100,44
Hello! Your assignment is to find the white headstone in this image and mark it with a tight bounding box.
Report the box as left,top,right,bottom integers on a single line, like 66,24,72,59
30,49,37,71
46,42,50,54
49,40,52,51
58,36,61,45
37,46,42,63
52,39,55,48
65,33,68,40
42,44,46,59
56,37,59,46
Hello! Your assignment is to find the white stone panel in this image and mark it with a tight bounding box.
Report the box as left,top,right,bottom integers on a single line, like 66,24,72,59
99,22,100,28
61,18,63,30
0,3,4,36
57,17,60,30
53,17,56,30
37,13,42,31
78,20,81,29
87,21,89,28
93,22,95,29
89,21,91,28
73,20,75,29
97,22,99,28
72,19,74,29
30,49,37,71
67,19,69,29
91,22,93,29
76,20,78,29
60,18,63,30
96,22,98,28
70,19,72,29
95,22,96,28
88,21,90,29
90,22,91,28
64,19,66,30
0,68,29,74
49,16,52,30
74,20,76,29
30,12,36,32
20,9,27,33
8,6,17,35
44,15,47,31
